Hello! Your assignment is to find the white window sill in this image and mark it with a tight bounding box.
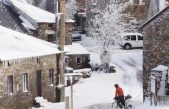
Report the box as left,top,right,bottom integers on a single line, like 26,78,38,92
23,90,28,93
49,84,54,86
8,93,13,96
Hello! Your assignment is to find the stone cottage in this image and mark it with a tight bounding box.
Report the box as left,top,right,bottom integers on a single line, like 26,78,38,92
65,43,90,70
0,25,61,109
4,0,56,42
139,5,169,98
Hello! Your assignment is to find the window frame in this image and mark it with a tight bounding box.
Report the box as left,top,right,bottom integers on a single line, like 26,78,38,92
48,69,54,86
22,73,28,92
76,57,81,64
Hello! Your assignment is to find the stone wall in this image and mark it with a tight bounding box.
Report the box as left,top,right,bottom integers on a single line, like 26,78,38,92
67,55,90,69
141,8,169,93
0,54,58,109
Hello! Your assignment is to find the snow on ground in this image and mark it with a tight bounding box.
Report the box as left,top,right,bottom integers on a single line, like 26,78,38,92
32,36,168,109
32,97,65,109
65,48,143,109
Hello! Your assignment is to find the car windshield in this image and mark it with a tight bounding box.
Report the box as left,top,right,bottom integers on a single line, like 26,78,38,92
124,35,130,40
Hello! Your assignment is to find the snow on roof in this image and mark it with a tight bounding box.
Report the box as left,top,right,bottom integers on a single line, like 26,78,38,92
122,33,143,36
10,0,55,23
151,65,168,71
65,43,90,55
0,25,60,61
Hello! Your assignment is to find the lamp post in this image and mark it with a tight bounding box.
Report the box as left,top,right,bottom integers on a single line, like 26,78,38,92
70,76,74,109
55,0,65,102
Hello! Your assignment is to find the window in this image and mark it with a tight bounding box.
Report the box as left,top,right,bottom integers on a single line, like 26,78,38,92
131,35,136,40
76,57,81,64
7,75,13,95
124,35,130,40
22,73,28,92
47,34,54,42
138,35,143,40
48,24,53,28
48,69,54,86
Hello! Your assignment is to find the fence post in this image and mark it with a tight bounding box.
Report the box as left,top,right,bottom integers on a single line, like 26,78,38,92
65,96,71,109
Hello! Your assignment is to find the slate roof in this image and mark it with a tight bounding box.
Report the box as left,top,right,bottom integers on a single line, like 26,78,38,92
0,1,27,33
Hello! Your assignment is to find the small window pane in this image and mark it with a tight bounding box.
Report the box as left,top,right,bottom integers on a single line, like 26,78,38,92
48,24,53,28
138,35,143,40
22,73,28,92
48,69,54,85
131,35,136,40
76,57,81,64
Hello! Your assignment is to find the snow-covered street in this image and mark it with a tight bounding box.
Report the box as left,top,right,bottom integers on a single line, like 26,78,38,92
66,36,143,109
32,36,169,109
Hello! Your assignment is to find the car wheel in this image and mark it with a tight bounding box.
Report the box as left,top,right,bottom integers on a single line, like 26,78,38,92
125,44,131,50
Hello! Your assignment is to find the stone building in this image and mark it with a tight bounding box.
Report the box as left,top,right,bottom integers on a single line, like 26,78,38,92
0,25,60,109
139,6,169,97
65,43,90,70
4,0,56,42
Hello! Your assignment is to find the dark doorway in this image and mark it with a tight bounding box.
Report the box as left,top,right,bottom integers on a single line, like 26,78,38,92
36,70,42,96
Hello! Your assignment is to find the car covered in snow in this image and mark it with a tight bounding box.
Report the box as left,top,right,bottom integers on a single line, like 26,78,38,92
119,33,143,49
71,31,82,41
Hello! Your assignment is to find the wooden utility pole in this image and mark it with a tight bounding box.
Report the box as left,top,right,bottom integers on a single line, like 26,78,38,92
55,0,65,102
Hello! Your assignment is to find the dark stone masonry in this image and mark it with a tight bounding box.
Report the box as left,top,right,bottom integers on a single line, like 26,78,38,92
0,54,58,109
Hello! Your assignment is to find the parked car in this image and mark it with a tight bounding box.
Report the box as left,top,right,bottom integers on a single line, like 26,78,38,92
119,33,143,49
71,31,82,41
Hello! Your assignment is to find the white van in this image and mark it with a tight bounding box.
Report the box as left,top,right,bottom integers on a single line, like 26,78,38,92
119,33,143,49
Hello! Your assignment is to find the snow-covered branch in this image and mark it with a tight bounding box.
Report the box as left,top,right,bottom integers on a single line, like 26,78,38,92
87,1,136,51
